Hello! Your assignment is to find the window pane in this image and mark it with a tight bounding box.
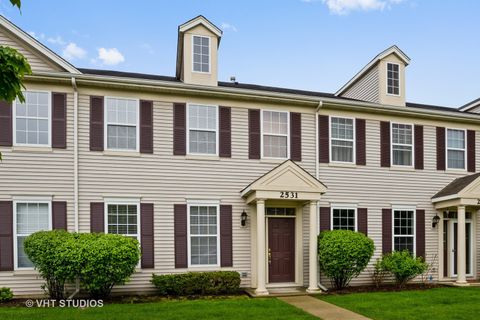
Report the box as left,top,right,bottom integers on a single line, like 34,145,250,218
193,36,210,73
107,204,138,238
17,236,33,268
393,145,412,166
394,237,414,254
105,98,138,150
447,129,465,149
331,117,353,140
394,210,414,236
448,150,465,169
107,125,136,150
188,105,217,155
387,63,399,95
190,205,218,266
263,135,287,158
15,91,50,145
332,209,355,231
189,130,216,154
263,111,288,135
331,140,353,162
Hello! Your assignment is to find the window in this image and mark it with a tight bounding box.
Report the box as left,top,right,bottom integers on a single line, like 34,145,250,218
105,97,139,151
15,201,51,268
447,129,466,169
188,104,218,155
262,110,289,158
393,209,415,254
14,91,50,146
266,208,295,216
188,204,219,266
192,35,210,73
330,117,355,163
331,208,356,231
391,123,413,166
387,63,400,95
106,202,140,240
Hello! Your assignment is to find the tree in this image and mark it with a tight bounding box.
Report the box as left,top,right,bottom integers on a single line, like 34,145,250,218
0,0,31,160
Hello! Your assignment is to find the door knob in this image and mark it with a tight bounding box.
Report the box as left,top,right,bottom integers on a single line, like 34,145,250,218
268,248,272,265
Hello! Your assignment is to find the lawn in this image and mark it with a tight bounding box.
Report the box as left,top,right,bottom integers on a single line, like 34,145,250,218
0,296,318,320
319,286,480,320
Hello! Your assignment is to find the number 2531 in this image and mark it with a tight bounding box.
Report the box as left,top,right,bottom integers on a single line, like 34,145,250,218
280,191,298,199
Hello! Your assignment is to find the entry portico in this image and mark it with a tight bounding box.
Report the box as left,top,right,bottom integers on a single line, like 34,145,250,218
241,160,327,295
432,172,480,285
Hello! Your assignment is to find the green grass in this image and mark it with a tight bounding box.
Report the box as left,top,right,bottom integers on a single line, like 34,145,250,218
319,286,480,320
0,296,319,320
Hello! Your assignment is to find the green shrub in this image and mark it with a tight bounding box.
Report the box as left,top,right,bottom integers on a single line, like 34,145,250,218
78,233,141,298
381,250,428,288
0,287,13,302
24,230,79,299
151,271,241,296
371,258,389,288
318,230,375,289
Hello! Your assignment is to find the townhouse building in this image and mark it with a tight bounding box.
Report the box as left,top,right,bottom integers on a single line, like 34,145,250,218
0,15,479,296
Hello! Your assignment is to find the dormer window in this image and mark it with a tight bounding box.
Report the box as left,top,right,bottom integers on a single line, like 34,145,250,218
192,35,210,73
387,63,400,95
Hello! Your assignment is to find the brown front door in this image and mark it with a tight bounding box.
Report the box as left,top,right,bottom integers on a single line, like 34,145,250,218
268,217,295,283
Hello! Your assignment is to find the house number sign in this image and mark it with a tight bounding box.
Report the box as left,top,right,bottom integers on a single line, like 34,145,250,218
280,191,298,199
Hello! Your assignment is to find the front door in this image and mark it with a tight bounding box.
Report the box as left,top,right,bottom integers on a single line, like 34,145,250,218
268,218,295,283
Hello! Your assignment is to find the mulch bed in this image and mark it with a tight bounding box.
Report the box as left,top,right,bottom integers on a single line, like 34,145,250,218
324,283,440,295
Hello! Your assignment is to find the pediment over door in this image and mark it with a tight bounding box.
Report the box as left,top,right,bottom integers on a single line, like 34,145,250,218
241,160,327,204
432,172,480,209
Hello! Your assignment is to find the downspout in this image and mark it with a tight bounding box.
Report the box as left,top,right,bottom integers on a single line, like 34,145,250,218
69,77,80,300
315,101,325,291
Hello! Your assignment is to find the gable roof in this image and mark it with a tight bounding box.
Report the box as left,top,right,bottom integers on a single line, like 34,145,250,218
432,172,480,200
0,15,80,74
459,97,480,112
335,45,410,96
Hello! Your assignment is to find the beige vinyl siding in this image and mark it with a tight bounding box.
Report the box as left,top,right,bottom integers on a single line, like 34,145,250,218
0,90,74,296
341,65,380,103
76,93,317,293
0,26,63,73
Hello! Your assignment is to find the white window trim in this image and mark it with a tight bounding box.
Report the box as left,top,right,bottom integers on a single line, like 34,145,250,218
104,96,140,153
392,206,416,257
329,116,356,164
13,199,52,270
12,90,52,147
446,128,467,171
191,34,211,74
186,103,219,156
104,199,141,243
386,62,401,97
330,205,357,231
390,122,414,168
261,109,290,160
187,202,221,268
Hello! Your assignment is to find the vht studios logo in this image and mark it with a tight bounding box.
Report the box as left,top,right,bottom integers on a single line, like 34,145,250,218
25,299,104,308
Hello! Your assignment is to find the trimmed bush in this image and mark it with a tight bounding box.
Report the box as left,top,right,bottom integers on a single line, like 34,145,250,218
151,271,241,296
0,287,13,303
318,230,375,289
371,258,389,288
381,250,428,288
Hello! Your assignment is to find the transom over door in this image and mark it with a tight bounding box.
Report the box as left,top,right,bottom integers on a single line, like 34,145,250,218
268,217,295,283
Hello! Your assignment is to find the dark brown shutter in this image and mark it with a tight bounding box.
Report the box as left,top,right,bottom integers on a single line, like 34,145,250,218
319,207,330,232
89,96,104,151
141,203,154,268
356,119,366,165
290,112,302,161
318,115,329,163
467,130,476,172
90,202,104,233
414,125,424,170
140,100,153,154
380,121,390,167
52,92,67,149
382,208,392,254
52,201,67,230
219,106,232,158
357,208,368,235
174,204,188,268
0,201,13,271
0,101,12,147
436,127,446,170
173,103,186,155
416,209,425,258
220,205,233,267
248,109,261,159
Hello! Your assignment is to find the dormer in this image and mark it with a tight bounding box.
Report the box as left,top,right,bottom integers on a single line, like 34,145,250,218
175,16,222,86
336,45,410,107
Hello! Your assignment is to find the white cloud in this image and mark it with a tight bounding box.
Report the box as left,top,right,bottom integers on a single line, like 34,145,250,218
62,42,87,60
47,36,66,45
97,48,125,65
28,31,45,40
140,43,155,55
221,22,238,32
321,0,404,15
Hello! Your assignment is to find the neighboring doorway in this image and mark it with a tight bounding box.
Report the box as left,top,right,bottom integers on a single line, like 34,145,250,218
443,214,473,278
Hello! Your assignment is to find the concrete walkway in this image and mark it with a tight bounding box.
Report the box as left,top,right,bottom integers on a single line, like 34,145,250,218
279,296,371,320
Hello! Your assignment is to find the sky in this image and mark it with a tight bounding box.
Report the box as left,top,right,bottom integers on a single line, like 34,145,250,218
0,0,479,108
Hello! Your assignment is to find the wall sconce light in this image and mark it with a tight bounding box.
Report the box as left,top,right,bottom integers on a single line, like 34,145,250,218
241,210,248,227
432,215,440,228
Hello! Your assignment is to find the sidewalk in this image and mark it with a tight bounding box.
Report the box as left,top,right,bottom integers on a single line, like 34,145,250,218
279,296,372,320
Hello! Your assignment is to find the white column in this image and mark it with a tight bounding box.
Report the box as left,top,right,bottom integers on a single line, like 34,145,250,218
255,199,269,295
456,205,468,284
307,200,321,293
